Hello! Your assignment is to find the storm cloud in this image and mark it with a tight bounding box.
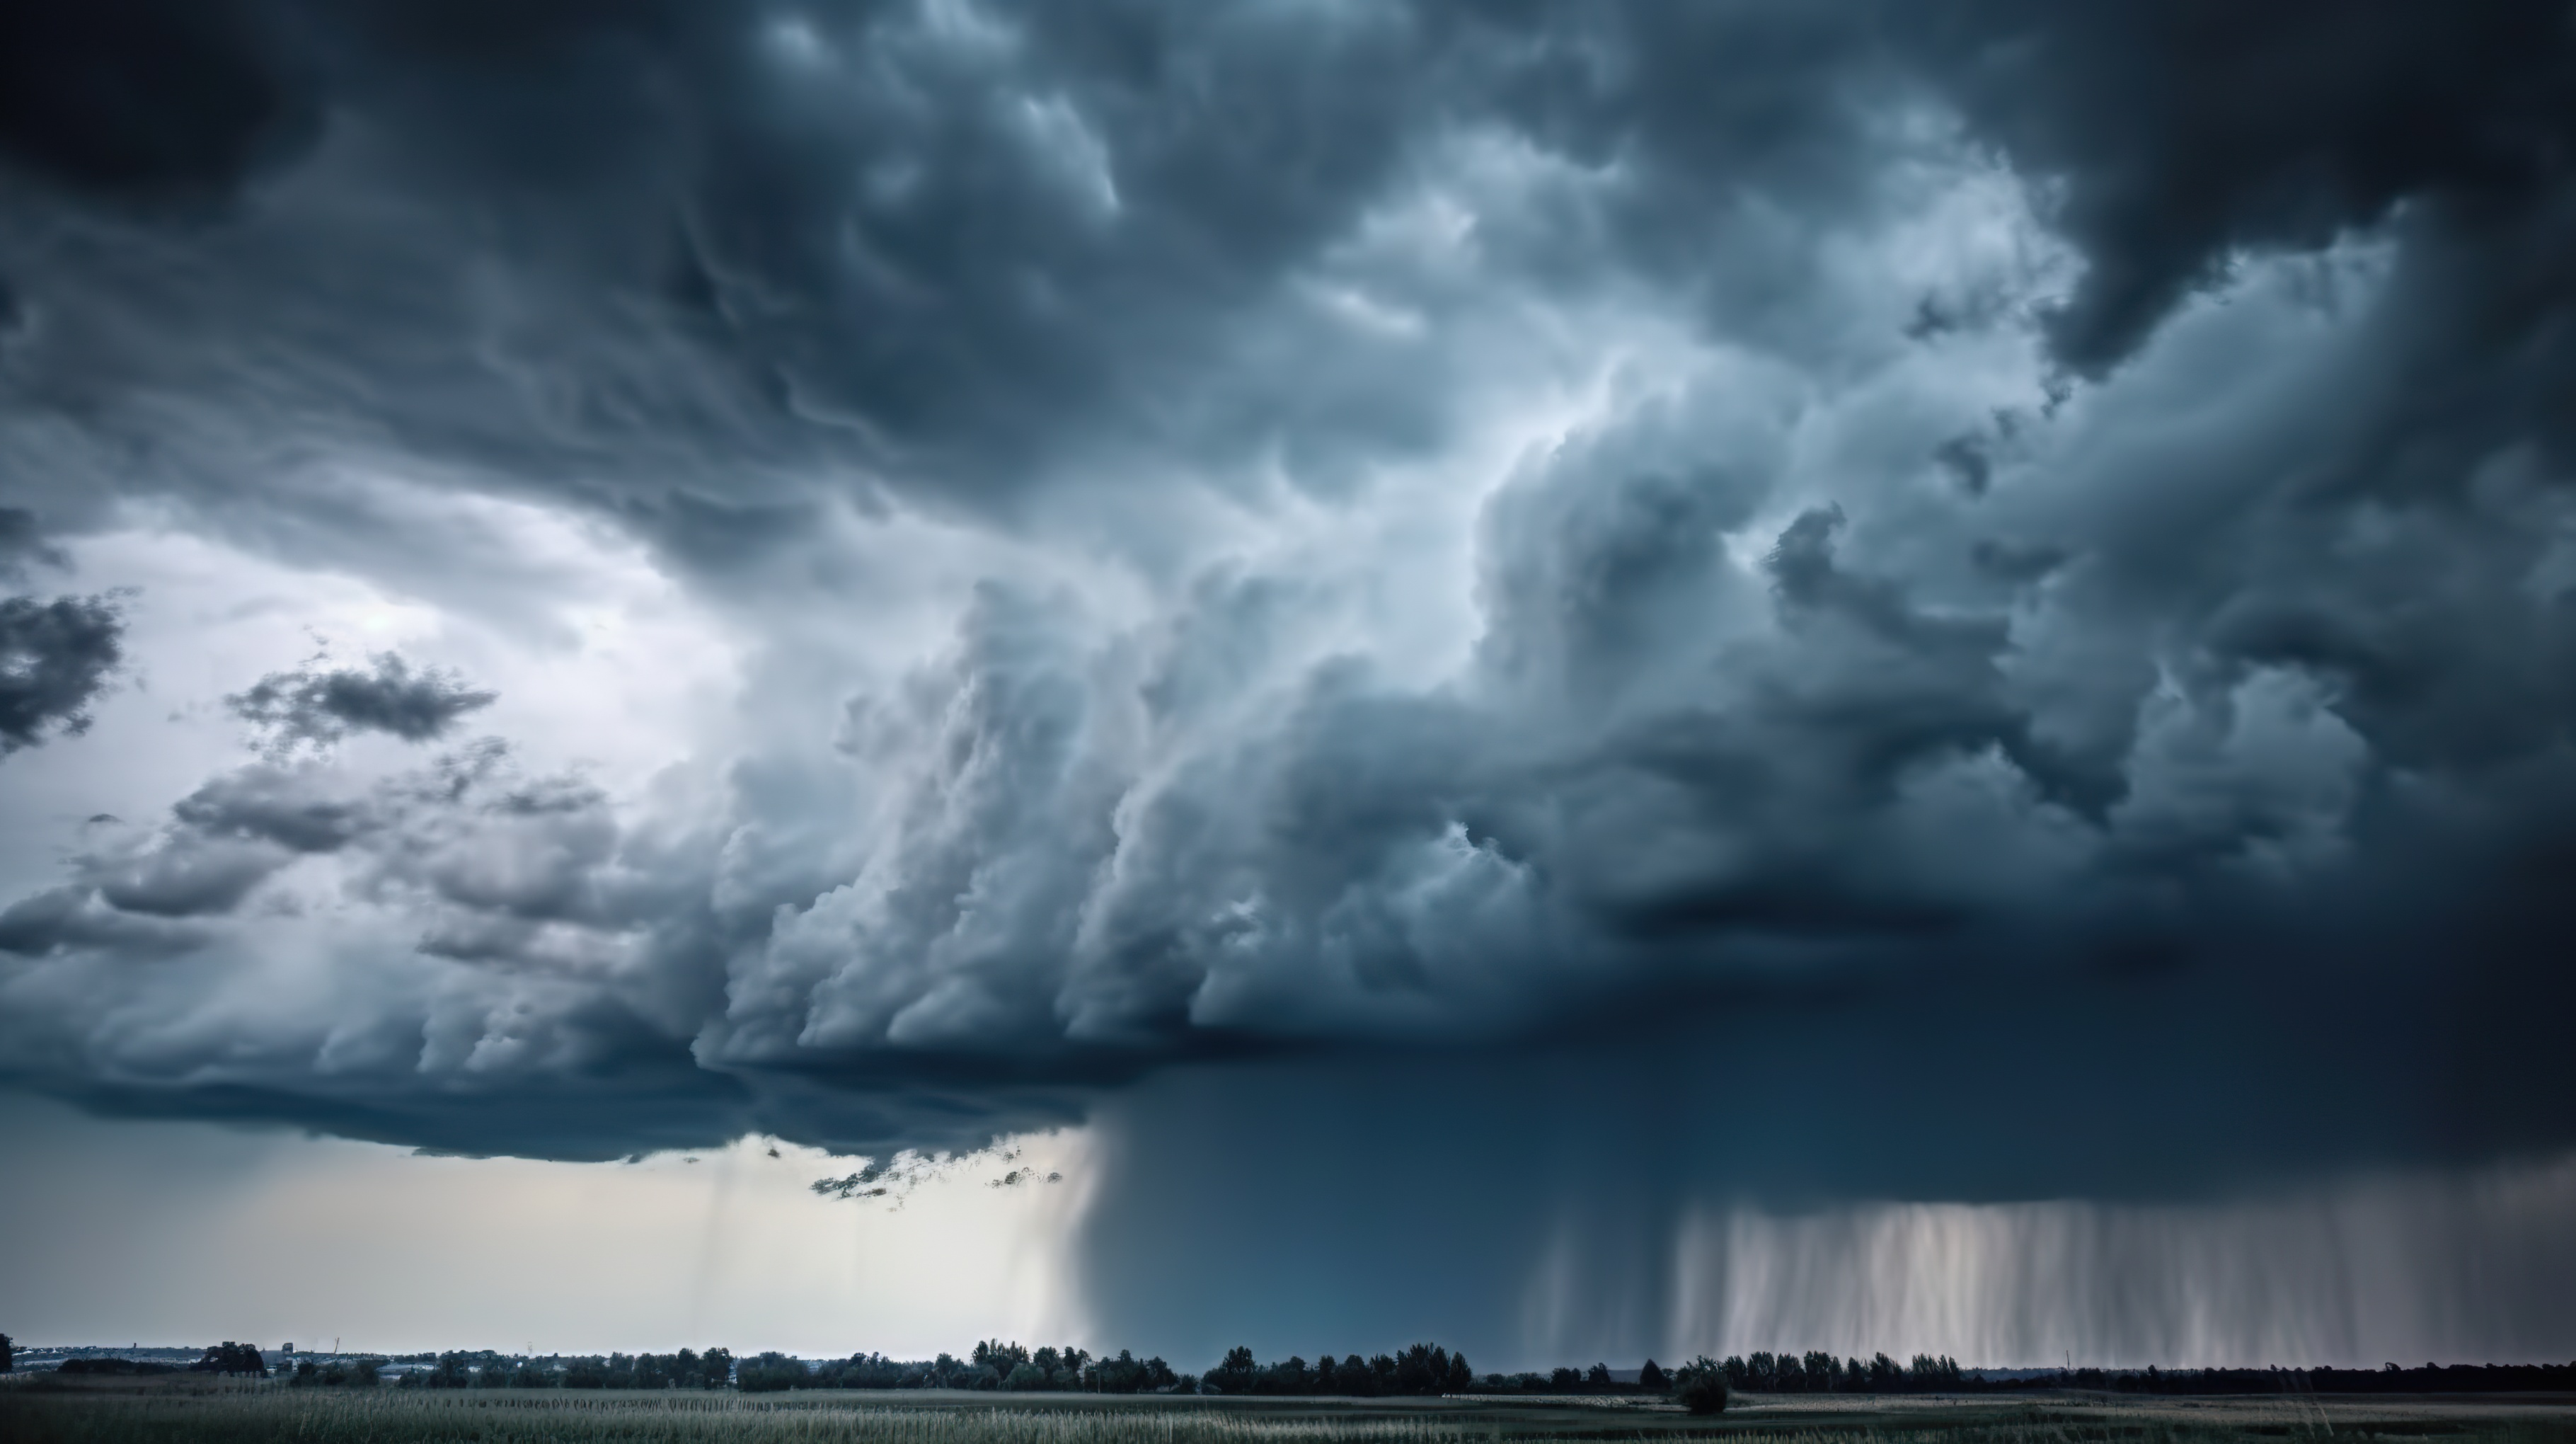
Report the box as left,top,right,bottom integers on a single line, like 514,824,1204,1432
0,590,125,755
4,0,2576,1360
228,651,498,752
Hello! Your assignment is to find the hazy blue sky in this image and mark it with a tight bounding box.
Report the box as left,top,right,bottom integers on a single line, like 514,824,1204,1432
4,0,2575,1368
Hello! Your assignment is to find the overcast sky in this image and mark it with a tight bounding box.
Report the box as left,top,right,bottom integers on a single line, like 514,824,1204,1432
5,0,2576,1368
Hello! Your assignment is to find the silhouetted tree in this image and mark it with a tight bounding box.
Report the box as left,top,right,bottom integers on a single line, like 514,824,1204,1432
1639,1360,1667,1391
1209,1346,1259,1394
191,1343,269,1377
1,1333,13,1373
1907,1354,1961,1389
321,1358,386,1387
973,1340,1031,1378
1675,1356,1729,1415
1055,1346,1092,1389
739,1353,812,1392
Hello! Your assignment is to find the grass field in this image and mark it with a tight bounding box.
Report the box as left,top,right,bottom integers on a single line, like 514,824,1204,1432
5,1378,2572,1444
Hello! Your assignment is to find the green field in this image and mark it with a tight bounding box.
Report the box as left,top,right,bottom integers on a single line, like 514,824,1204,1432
6,1380,2573,1444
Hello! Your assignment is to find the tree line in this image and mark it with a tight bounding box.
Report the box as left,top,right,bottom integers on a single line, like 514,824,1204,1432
1708,1351,1966,1394
741,1343,1181,1394
16,1333,2575,1399
1986,1363,2576,1396
398,1350,736,1390
386,1348,2576,1399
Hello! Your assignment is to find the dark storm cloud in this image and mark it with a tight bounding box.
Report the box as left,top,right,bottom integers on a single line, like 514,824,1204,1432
0,507,65,573
0,0,321,206
1,0,2575,1253
1907,0,2576,377
0,0,1471,525
227,651,498,753
0,591,125,755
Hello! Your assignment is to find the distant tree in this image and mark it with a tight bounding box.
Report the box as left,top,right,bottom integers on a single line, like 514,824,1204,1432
1586,1363,1611,1389
191,1343,270,1377
1674,1356,1729,1416
1209,1346,1259,1394
1342,1356,1379,1398
1550,1367,1581,1390
1055,1346,1092,1389
1,1332,13,1373
739,1353,810,1393
1639,1360,1668,1391
1907,1354,1962,1390
1004,1362,1050,1391
425,1352,473,1388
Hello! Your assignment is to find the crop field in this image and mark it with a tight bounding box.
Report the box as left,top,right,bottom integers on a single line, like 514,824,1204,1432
4,1380,2572,1444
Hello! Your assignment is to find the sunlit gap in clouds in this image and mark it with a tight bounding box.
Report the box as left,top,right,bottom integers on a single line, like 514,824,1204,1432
1511,1155,2576,1368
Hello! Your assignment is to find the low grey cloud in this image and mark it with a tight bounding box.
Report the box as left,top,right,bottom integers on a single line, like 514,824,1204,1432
0,591,125,755
1,0,2575,1357
0,507,66,575
226,651,497,754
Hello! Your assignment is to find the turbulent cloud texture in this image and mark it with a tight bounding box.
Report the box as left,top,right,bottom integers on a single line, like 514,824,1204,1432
0,590,125,755
3,0,2576,1353
229,651,498,753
